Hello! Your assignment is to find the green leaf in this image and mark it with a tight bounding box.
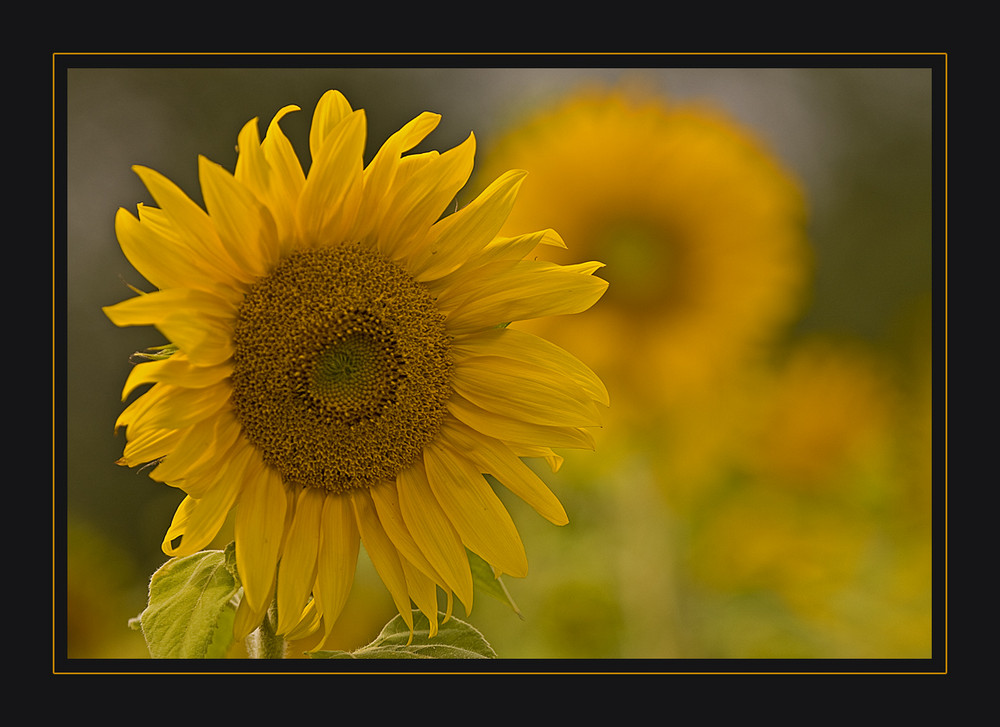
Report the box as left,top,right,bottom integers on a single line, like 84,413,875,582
205,603,238,659
138,549,240,659
468,546,523,618
310,610,497,659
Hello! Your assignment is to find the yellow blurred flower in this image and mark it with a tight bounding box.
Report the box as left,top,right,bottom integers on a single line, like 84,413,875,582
738,336,897,490
682,336,931,656
477,88,811,414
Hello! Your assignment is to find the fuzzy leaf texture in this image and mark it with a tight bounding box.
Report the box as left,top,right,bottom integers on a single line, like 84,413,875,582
138,548,240,658
310,610,497,659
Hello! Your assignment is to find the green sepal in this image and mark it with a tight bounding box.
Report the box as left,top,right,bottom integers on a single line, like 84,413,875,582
468,547,522,618
136,545,240,659
309,610,497,659
129,343,178,364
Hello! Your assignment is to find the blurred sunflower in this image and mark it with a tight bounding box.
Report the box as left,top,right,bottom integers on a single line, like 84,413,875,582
683,337,931,656
737,336,897,490
104,90,608,645
476,88,810,414
687,339,899,591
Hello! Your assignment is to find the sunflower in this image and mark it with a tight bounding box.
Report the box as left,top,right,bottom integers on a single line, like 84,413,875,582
104,90,609,645
475,88,810,412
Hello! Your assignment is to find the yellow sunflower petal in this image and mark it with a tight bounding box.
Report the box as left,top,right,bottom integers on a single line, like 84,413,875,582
116,382,230,433
119,426,181,467
113,385,161,433
234,117,268,195
423,441,528,578
394,112,443,150
276,487,324,635
491,227,567,257
234,117,298,257
158,495,198,554
451,354,602,428
430,228,567,294
401,559,440,637
409,169,527,282
198,155,280,280
158,315,234,368
120,353,232,401
147,408,242,490
446,393,597,451
356,111,442,245
114,206,231,295
103,287,236,328
351,489,414,632
309,90,354,163
441,259,608,334
160,463,241,558
437,419,568,526
396,462,474,611
279,598,323,641
260,105,305,217
452,326,609,407
297,109,366,247
376,133,476,262
468,227,567,273
315,493,360,635
368,479,446,586
104,292,236,368
235,454,288,613
132,165,251,286
505,443,564,473
282,597,322,642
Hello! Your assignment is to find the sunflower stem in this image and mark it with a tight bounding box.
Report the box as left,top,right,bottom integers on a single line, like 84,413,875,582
247,599,285,659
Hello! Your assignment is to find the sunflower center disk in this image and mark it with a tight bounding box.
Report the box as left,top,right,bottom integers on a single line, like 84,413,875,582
231,243,453,493
309,327,399,421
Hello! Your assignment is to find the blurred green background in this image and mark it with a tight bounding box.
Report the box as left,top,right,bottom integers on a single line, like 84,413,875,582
60,61,938,661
